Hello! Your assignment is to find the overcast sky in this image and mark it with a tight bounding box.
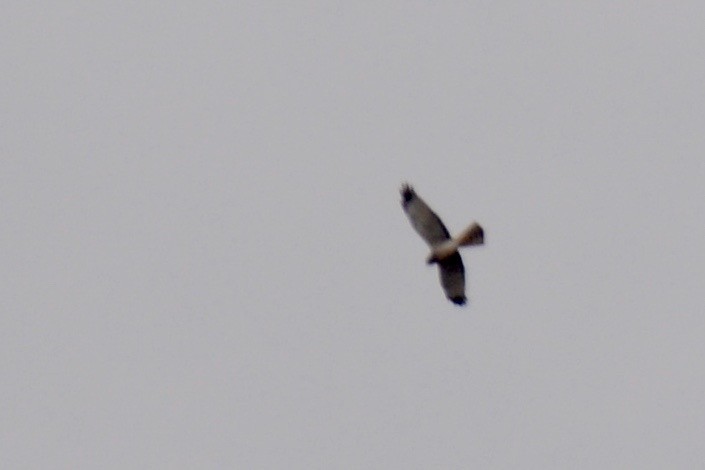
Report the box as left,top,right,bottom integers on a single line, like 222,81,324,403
3,2,705,468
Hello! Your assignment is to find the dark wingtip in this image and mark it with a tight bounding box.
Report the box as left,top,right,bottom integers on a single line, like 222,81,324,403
449,296,467,306
400,183,415,204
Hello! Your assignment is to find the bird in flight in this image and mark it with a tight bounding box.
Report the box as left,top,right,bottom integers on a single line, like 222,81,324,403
400,184,484,305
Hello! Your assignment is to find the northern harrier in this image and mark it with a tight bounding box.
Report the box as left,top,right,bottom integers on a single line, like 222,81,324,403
400,184,484,305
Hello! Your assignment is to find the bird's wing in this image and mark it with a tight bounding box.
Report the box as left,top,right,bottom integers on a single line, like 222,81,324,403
400,184,451,247
438,252,466,305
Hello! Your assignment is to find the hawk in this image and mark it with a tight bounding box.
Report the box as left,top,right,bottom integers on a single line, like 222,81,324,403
400,184,484,305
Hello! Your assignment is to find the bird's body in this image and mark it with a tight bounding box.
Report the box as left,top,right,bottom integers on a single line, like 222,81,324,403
428,239,461,263
400,184,484,305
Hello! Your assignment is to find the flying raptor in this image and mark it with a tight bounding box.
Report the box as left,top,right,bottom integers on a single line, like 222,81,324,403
400,184,484,305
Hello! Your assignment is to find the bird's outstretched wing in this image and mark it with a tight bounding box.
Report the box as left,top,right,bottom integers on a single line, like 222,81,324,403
400,184,468,305
438,252,466,305
400,184,451,247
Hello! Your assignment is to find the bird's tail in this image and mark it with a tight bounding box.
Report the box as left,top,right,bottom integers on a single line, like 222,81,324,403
456,222,484,247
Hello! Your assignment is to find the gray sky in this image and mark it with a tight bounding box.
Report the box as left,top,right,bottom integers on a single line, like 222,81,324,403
3,2,705,468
